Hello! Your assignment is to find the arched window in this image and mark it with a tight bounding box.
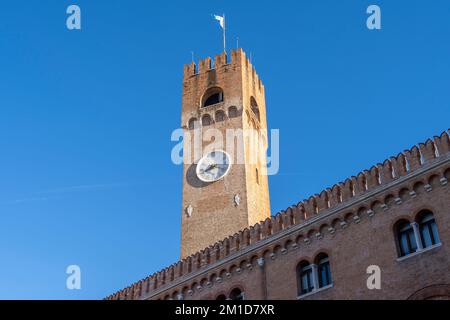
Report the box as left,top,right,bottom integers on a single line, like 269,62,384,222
445,168,450,180
229,288,244,300
297,261,314,295
316,253,332,288
188,117,199,130
394,212,441,259
215,110,226,122
228,106,238,118
202,114,212,126
396,220,417,257
417,211,440,248
250,96,260,122
216,294,227,300
202,87,224,108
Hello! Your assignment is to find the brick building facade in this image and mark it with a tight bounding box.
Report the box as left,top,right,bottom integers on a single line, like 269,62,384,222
107,49,450,300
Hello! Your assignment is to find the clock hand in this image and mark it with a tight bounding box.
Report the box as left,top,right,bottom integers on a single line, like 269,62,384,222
200,166,211,174
205,164,217,172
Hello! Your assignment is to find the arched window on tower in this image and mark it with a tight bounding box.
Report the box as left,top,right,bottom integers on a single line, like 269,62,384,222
417,210,440,248
215,110,226,122
202,114,212,126
188,117,199,130
215,294,227,300
228,106,238,118
250,96,260,122
202,87,224,108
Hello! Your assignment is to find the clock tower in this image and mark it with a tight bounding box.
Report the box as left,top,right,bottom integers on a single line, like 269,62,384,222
180,49,270,259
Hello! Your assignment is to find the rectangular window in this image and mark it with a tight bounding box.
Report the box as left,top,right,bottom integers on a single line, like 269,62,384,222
399,234,408,256
431,223,440,244
421,221,440,247
318,262,332,288
407,229,418,252
421,224,433,247
399,228,417,256
300,269,313,294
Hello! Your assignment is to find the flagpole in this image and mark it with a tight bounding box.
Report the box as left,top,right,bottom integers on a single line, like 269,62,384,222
223,13,226,53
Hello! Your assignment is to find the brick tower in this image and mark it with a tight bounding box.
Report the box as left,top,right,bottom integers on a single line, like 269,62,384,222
180,49,271,259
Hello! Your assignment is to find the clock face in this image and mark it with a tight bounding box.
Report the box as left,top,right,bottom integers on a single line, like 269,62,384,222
196,150,231,183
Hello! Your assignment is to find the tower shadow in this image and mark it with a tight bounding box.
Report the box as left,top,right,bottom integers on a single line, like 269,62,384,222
186,164,211,188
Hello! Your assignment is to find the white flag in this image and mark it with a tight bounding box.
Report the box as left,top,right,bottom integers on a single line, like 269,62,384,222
214,14,225,29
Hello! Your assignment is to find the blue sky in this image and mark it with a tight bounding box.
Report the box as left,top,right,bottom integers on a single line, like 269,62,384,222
0,0,449,299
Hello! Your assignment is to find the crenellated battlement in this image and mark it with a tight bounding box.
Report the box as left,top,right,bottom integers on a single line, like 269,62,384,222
183,50,230,79
182,49,263,90
105,129,450,300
